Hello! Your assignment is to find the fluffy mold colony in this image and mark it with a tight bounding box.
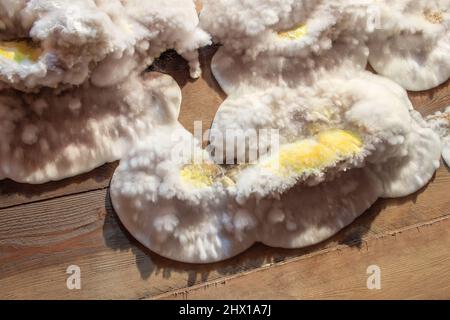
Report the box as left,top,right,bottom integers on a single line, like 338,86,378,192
111,126,259,263
368,0,450,91
111,69,442,263
211,70,442,199
0,0,210,92
0,0,209,183
200,0,373,94
0,73,182,184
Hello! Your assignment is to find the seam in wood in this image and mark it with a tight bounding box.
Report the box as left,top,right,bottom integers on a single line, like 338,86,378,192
0,185,110,210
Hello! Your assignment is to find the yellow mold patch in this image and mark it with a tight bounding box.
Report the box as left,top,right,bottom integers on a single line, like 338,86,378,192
180,164,224,188
0,41,41,63
278,24,308,40
317,129,362,155
266,129,362,176
276,139,335,174
180,130,362,187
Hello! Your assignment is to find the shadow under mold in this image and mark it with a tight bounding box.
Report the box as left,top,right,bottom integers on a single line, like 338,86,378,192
149,45,226,100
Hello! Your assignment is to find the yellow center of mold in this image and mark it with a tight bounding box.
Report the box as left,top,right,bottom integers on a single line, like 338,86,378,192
278,24,308,40
0,41,41,63
317,129,362,154
180,164,224,188
266,129,363,176
180,130,362,187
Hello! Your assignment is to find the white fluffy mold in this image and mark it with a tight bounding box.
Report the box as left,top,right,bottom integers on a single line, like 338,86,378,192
210,70,441,200
0,72,182,184
0,0,210,92
255,168,382,249
201,0,372,94
110,126,258,263
368,0,450,91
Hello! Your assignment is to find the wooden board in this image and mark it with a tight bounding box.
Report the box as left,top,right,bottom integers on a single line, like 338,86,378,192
0,47,449,300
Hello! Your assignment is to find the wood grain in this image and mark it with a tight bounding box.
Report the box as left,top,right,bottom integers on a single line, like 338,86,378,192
409,80,450,115
0,45,449,299
0,165,448,299
158,216,450,300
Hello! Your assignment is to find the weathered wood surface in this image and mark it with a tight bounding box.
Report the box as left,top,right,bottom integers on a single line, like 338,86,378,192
159,216,450,300
0,47,449,299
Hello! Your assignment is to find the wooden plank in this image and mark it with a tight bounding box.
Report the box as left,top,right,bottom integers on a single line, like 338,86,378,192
158,216,450,300
0,163,116,210
178,46,225,135
0,166,448,299
409,80,450,115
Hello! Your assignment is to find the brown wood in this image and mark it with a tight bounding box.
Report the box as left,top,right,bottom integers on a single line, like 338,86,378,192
0,46,449,299
158,216,450,300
